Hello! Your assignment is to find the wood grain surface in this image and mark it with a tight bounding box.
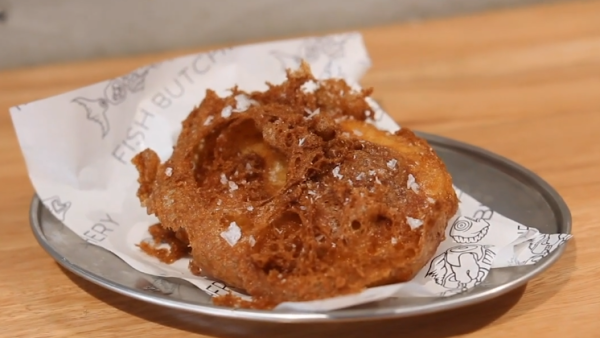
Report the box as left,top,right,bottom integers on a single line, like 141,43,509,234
1,1,598,337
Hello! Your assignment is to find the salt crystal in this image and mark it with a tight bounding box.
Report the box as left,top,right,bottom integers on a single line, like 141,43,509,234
248,235,256,247
356,173,365,180
316,234,325,242
407,217,423,229
228,181,238,191
308,190,317,196
233,94,257,112
298,137,306,146
332,166,343,179
221,105,233,118
220,173,228,185
165,167,173,177
369,170,376,176
203,116,214,126
247,206,254,211
348,179,353,186
300,206,307,211
301,80,320,93
391,237,398,245
216,199,222,206
407,174,420,193
275,228,283,234
349,82,362,94
304,107,320,120
220,222,242,247
427,197,436,204
375,176,382,185
245,163,252,171
353,129,363,136
332,243,336,248
387,159,397,170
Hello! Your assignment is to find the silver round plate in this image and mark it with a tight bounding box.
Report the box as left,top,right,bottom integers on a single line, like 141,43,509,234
30,131,571,323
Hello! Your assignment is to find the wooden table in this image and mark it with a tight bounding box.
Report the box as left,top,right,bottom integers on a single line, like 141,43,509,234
1,1,598,337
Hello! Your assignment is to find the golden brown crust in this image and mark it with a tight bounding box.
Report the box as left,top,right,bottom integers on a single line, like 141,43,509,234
132,62,459,308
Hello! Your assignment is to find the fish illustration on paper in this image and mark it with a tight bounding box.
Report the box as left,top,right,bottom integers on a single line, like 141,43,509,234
449,217,490,243
270,35,350,76
42,195,72,222
72,97,111,137
425,245,495,292
516,224,530,236
472,204,494,222
71,64,157,139
518,234,571,264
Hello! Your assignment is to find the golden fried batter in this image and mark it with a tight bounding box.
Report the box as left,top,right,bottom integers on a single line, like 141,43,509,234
132,62,459,308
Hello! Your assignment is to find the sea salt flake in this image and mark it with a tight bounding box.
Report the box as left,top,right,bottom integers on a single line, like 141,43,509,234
356,173,365,180
387,159,397,169
165,167,173,177
203,116,214,126
245,163,252,171
375,176,382,185
391,237,398,245
248,235,256,247
332,242,336,248
228,181,238,191
349,82,362,94
220,222,242,247
308,190,317,196
427,197,436,204
407,174,420,193
275,228,283,234
220,173,228,185
300,206,307,211
247,206,254,211
353,129,363,136
301,80,320,93
332,166,343,179
348,179,353,186
407,217,423,230
298,137,306,146
304,107,320,120
369,170,376,176
233,94,257,112
221,105,233,118
216,199,222,206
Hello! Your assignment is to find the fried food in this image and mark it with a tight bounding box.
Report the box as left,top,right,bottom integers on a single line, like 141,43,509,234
132,62,459,308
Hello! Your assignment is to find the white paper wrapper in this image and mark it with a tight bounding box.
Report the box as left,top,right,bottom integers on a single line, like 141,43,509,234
10,32,571,312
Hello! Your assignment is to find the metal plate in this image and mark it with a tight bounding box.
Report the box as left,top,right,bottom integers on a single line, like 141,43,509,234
29,131,571,323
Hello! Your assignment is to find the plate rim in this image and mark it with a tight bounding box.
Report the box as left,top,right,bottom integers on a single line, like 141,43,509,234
29,131,572,323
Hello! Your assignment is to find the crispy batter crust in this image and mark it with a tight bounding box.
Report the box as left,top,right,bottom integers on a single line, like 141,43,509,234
132,62,459,308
